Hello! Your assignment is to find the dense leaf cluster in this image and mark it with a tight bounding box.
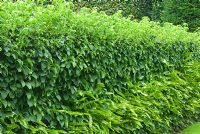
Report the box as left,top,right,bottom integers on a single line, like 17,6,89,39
161,0,200,31
0,1,200,133
69,0,199,31
69,0,163,20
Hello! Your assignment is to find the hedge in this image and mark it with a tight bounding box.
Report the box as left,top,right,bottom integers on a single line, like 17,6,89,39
0,1,200,133
66,61,200,134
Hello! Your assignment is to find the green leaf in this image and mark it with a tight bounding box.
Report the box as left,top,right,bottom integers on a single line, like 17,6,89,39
21,80,26,87
56,95,61,101
1,90,9,99
26,92,32,99
26,82,32,89
27,99,34,107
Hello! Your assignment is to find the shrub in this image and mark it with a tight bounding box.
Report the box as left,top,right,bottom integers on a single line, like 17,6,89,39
0,1,199,133
161,0,200,31
69,0,163,20
71,0,137,18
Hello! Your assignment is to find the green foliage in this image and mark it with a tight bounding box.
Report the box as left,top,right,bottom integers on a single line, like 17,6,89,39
67,61,200,133
69,0,163,20
70,0,199,31
161,0,200,31
0,1,200,133
71,0,137,18
151,0,164,20
182,122,200,134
